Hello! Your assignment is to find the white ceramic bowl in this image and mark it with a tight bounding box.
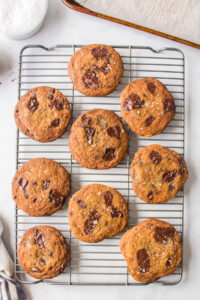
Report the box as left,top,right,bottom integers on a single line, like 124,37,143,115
0,0,48,40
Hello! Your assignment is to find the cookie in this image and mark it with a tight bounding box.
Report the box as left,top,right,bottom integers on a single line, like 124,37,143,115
120,219,182,282
130,145,188,203
68,44,123,96
120,78,175,136
14,86,71,143
18,226,69,279
69,109,128,169
68,184,128,243
12,158,70,216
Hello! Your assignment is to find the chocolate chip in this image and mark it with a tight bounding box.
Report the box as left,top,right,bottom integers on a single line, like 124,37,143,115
147,191,153,201
137,249,150,273
48,189,65,207
104,191,113,206
17,178,29,199
82,69,99,90
147,82,156,94
81,114,92,127
103,148,116,161
169,184,175,192
51,119,61,127
43,180,50,190
92,60,110,74
163,170,178,182
123,94,145,111
49,99,64,110
110,206,123,218
84,127,96,145
34,229,46,249
39,258,46,265
47,88,55,100
166,257,172,267
27,95,39,112
154,226,175,243
150,150,162,164
163,97,175,113
84,210,101,235
144,115,155,127
32,181,38,187
77,200,87,208
91,46,111,60
33,198,37,203
107,126,121,140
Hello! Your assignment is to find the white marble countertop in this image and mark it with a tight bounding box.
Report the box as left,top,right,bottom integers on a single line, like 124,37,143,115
0,0,200,299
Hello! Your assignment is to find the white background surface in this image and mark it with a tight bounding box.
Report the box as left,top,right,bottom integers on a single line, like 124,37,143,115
0,0,200,299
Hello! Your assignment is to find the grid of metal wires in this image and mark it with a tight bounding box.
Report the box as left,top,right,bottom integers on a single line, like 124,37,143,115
15,45,185,286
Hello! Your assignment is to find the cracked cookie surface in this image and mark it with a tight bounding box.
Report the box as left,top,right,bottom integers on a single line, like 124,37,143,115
68,44,123,96
68,184,128,243
130,145,188,203
18,226,69,279
120,219,182,282
15,86,71,142
12,158,70,216
120,78,175,136
69,109,128,169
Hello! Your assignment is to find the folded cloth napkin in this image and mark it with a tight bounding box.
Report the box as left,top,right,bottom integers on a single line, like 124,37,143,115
0,220,27,300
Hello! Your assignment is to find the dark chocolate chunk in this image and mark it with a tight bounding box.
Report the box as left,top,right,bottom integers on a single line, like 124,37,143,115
163,97,175,113
82,69,99,90
107,126,121,140
110,205,123,218
34,229,46,249
77,200,87,208
104,191,113,206
84,127,96,145
91,46,111,60
123,94,145,111
81,114,92,127
51,119,61,127
149,150,162,165
84,210,101,235
163,170,178,182
144,115,155,127
147,82,156,94
27,95,39,112
137,248,150,273
103,148,116,161
147,191,153,201
48,189,65,207
154,226,175,243
43,180,50,190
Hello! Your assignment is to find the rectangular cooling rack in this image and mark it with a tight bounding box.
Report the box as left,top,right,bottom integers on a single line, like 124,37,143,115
15,45,185,286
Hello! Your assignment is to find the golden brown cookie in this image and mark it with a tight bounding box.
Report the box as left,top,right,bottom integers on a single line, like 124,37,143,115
12,158,70,216
130,145,188,203
68,44,123,96
68,184,128,243
120,78,175,136
15,86,71,143
18,226,69,280
120,219,182,282
69,109,128,169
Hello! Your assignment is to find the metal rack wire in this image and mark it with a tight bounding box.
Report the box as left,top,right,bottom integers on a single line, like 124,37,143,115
15,45,185,286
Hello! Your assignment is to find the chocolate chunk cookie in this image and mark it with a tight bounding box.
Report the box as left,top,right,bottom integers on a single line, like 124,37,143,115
69,109,128,169
18,226,69,279
120,219,182,282
15,86,71,142
120,78,175,136
12,158,70,216
68,184,128,243
130,145,188,203
68,44,123,96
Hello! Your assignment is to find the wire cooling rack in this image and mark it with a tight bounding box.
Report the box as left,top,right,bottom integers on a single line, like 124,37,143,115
15,45,185,286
